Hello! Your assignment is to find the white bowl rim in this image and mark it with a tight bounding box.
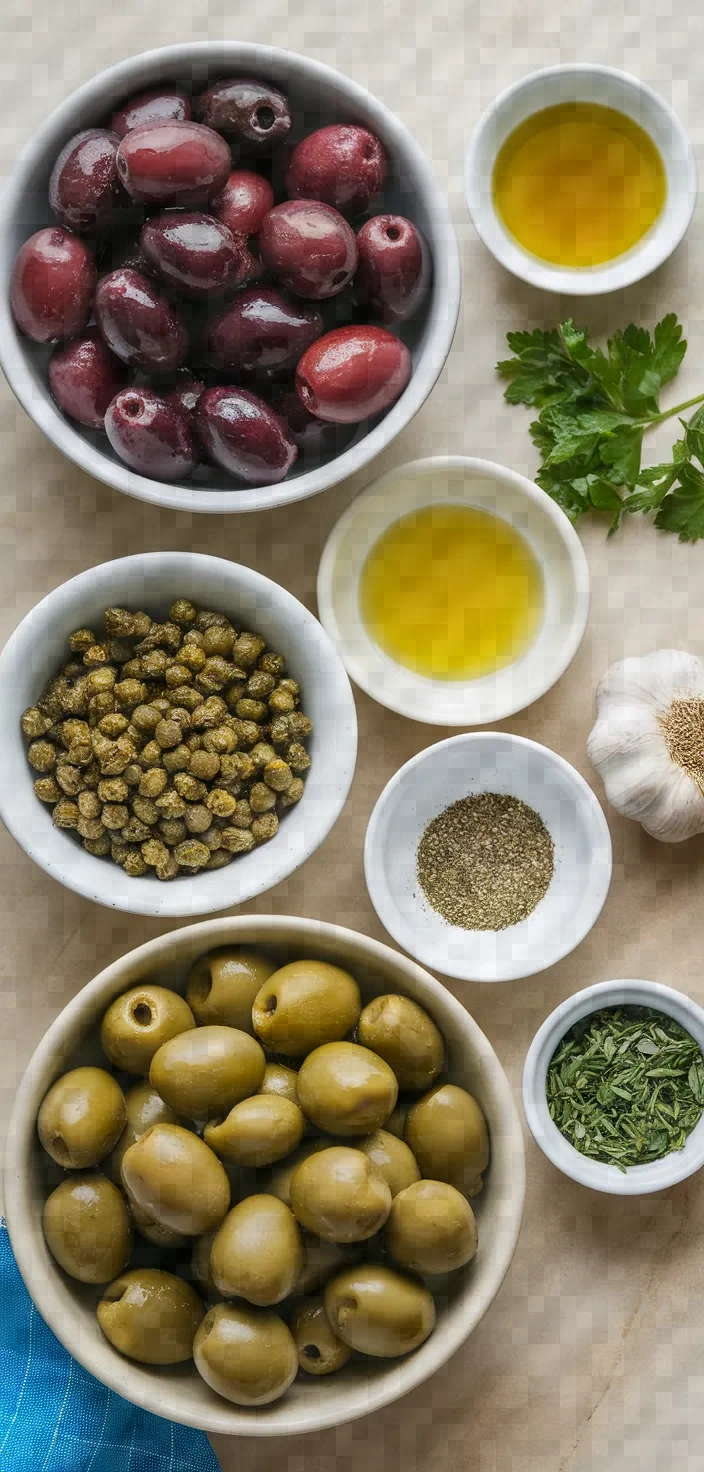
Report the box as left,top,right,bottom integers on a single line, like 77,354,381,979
522,977,704,1194
364,730,613,982
0,41,461,514
316,454,591,725
465,62,698,297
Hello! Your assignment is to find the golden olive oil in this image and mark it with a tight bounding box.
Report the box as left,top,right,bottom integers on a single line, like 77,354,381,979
360,503,543,681
492,101,666,267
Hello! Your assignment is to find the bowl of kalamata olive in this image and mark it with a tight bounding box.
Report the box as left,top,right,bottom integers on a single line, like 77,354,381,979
0,44,460,513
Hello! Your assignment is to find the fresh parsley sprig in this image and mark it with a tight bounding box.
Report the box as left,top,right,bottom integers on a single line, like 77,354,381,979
497,314,704,541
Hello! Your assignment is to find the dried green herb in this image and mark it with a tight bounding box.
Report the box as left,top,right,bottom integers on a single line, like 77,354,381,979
546,1005,704,1171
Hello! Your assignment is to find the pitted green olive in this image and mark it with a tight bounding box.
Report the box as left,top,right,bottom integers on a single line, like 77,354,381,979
357,1129,420,1197
405,1084,490,1197
297,1042,398,1136
251,960,361,1059
210,1194,304,1305
100,986,196,1074
121,1123,230,1236
150,1025,265,1118
106,1081,181,1185
43,1174,132,1284
267,1135,335,1208
98,1268,204,1364
289,1146,391,1243
357,994,444,1091
193,1302,297,1406
204,1095,305,1167
324,1264,436,1357
292,1234,359,1297
386,1179,478,1274
186,947,277,1031
38,1067,126,1169
291,1296,352,1375
259,1062,299,1106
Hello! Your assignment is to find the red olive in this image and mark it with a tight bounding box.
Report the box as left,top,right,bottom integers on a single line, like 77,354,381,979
196,386,297,484
110,87,191,139
48,330,127,428
141,211,244,295
94,268,189,373
10,228,96,343
274,387,355,461
210,170,274,237
48,129,122,233
355,214,430,323
106,387,197,480
196,79,291,153
295,325,411,423
206,287,323,380
286,125,387,216
115,121,231,205
258,201,358,300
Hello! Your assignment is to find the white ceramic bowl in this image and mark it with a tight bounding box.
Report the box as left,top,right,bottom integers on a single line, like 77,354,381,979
317,456,590,725
523,978,704,1195
465,64,697,295
3,914,526,1436
0,552,357,918
365,732,612,983
0,43,460,514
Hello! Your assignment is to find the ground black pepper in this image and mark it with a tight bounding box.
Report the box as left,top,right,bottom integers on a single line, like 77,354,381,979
416,791,554,930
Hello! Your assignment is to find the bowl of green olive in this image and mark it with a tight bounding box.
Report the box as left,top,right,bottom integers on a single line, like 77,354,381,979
4,915,525,1436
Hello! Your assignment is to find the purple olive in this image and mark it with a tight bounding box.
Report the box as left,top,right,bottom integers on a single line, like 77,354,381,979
105,387,197,480
48,330,127,428
164,369,205,424
211,170,274,237
274,387,355,461
110,87,191,139
141,211,244,295
94,268,189,373
48,129,122,233
286,125,387,216
296,325,411,423
206,287,323,380
355,214,430,323
196,79,291,153
258,200,358,300
196,386,297,484
115,121,231,205
10,228,96,343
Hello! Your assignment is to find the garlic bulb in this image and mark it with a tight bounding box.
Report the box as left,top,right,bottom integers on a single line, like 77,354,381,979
587,649,704,843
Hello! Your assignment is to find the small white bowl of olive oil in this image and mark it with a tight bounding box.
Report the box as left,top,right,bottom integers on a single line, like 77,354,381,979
316,455,589,725
465,64,696,295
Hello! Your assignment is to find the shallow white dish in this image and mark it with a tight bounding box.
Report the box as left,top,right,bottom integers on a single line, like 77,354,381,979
317,456,590,726
522,978,704,1195
465,64,697,296
0,552,357,918
365,732,612,983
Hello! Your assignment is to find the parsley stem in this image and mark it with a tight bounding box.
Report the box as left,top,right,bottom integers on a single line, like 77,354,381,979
642,391,704,428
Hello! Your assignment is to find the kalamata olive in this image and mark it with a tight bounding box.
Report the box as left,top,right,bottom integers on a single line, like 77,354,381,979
286,125,387,216
258,201,358,301
48,329,127,428
273,388,354,462
355,214,430,323
116,121,231,205
206,287,323,380
10,228,96,343
165,369,205,424
94,268,189,373
98,229,160,279
196,387,297,485
110,87,192,139
141,212,244,296
106,387,197,480
211,170,274,237
296,325,411,423
48,129,122,233
196,79,291,153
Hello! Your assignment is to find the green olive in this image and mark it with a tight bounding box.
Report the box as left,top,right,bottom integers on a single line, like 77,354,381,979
386,1180,478,1274
149,1025,265,1118
43,1174,132,1283
100,986,196,1075
324,1264,436,1357
268,1136,336,1208
251,959,361,1059
38,1067,127,1169
259,1062,299,1106
357,1129,420,1197
384,1099,409,1139
290,1146,391,1243
129,1197,189,1249
186,947,277,1032
210,1194,304,1305
193,1302,298,1406
204,1096,305,1167
106,1081,181,1185
121,1123,230,1236
405,1084,490,1197
97,1268,204,1364
192,1228,219,1297
297,1042,398,1136
357,994,444,1091
290,1296,352,1375
292,1234,358,1297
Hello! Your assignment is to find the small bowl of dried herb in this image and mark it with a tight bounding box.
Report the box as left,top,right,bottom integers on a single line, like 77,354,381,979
523,979,704,1195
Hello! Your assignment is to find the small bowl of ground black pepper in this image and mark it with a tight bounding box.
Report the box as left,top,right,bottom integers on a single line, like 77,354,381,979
523,979,704,1195
364,732,612,982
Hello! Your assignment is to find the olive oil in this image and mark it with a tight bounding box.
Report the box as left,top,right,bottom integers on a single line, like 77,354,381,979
493,101,666,268
360,503,543,681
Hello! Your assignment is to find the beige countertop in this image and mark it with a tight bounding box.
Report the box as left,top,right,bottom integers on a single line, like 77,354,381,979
2,0,704,1467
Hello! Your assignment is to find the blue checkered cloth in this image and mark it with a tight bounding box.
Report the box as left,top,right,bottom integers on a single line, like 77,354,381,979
0,1223,220,1472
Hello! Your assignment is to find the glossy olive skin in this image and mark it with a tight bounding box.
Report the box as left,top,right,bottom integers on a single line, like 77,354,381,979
296,325,411,423
105,388,197,481
121,1122,230,1235
186,947,276,1031
210,1194,304,1305
358,1129,420,1198
251,959,361,1059
49,128,122,233
273,387,355,462
357,994,444,1091
355,214,430,324
100,985,196,1075
197,78,291,154
110,87,191,139
150,1024,266,1118
286,125,387,215
106,1080,181,1185
205,1095,305,1167
98,1268,204,1364
194,1302,297,1406
405,1084,490,1197
10,228,96,343
48,329,126,429
297,1042,398,1137
386,1179,478,1275
292,1233,356,1297
258,201,358,300
38,1066,126,1169
211,169,274,237
116,120,231,205
196,386,297,485
43,1174,132,1283
268,1136,336,1209
259,1061,299,1106
206,287,323,381
290,1145,392,1243
94,268,189,373
164,369,205,428
325,1264,436,1357
129,1198,189,1249
141,211,244,295
291,1296,352,1375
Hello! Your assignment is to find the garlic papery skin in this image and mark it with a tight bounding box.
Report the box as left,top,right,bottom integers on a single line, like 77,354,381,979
587,650,704,843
